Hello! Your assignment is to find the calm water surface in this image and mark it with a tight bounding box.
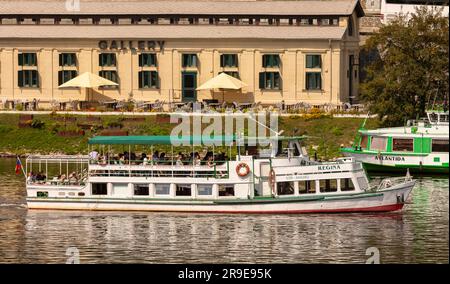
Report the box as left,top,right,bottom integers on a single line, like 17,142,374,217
0,158,448,263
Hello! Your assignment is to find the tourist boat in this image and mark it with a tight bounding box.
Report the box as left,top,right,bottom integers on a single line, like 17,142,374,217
341,110,449,174
24,135,415,213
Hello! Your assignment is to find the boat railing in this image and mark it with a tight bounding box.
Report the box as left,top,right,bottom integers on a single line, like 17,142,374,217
88,159,231,179
370,174,413,192
25,155,90,187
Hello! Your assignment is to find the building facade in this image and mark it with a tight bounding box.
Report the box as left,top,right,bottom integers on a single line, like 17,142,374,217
0,0,364,108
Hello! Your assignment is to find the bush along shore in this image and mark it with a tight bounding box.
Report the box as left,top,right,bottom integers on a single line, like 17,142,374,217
0,112,379,160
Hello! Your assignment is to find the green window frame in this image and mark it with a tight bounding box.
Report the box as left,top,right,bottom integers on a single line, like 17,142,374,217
99,53,117,67
18,53,37,66
139,53,157,67
220,54,238,68
138,71,159,89
221,71,240,79
182,54,198,68
306,55,322,69
18,70,39,88
393,138,414,152
59,53,77,67
99,70,119,83
262,54,280,68
259,72,282,90
58,70,78,85
306,72,322,90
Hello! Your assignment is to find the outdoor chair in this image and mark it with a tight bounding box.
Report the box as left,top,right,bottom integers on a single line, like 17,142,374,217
153,100,165,112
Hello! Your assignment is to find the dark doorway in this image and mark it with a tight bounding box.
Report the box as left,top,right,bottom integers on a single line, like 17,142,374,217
182,72,197,102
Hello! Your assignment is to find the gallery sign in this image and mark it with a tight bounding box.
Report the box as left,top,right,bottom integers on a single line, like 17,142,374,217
98,40,165,51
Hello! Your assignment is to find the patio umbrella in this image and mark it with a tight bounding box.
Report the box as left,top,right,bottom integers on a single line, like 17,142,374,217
196,72,247,102
59,72,118,101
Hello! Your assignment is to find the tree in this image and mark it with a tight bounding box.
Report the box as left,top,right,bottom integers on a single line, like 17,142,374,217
360,6,449,126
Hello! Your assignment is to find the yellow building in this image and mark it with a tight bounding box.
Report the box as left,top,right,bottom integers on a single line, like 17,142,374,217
0,0,364,109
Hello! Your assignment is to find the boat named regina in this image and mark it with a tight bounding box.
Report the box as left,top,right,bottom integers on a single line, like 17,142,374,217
24,135,415,213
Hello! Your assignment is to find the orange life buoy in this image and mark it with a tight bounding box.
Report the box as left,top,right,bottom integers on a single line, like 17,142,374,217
236,162,250,177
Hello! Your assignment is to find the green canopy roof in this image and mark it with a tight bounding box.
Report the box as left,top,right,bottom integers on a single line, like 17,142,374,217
88,135,307,146
88,135,236,146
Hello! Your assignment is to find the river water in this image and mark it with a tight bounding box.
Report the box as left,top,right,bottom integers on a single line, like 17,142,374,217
0,158,448,264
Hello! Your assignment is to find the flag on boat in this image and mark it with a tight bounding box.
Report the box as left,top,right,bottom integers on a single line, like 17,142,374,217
15,157,23,175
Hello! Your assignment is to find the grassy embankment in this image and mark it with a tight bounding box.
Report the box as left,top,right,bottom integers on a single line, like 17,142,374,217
0,113,380,159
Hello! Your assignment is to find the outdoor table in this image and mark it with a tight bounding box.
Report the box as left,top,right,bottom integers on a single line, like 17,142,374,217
143,102,155,111
59,102,67,111
237,103,252,110
103,101,118,110
78,101,90,110
207,103,221,110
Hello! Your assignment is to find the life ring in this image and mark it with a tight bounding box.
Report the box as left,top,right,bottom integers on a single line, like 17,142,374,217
236,163,250,177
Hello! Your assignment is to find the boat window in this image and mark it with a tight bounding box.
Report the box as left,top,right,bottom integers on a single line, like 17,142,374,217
357,177,369,191
68,192,76,196
429,112,438,123
298,180,316,194
277,181,295,195
319,179,338,193
155,184,170,195
218,184,235,196
37,191,48,198
393,138,413,152
92,183,107,195
134,184,149,196
197,184,213,196
360,135,368,149
432,139,449,153
58,192,65,196
176,184,192,196
78,192,85,197
341,178,355,191
370,137,387,151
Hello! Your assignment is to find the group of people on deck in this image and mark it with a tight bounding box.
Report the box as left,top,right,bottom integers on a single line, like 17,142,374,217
27,171,81,185
26,171,47,184
89,149,229,167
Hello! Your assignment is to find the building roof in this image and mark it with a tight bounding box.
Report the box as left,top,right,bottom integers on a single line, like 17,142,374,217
0,0,365,17
0,25,348,40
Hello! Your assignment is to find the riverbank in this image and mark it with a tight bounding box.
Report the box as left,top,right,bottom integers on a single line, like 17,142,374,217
0,113,379,159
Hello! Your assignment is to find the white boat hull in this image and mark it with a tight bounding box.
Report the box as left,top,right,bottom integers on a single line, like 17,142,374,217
26,181,414,214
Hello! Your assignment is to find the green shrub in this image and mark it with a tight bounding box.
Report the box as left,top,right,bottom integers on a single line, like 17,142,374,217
31,119,45,129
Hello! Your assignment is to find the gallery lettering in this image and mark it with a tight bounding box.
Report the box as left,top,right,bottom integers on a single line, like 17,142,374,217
318,165,341,171
98,40,165,51
374,155,406,162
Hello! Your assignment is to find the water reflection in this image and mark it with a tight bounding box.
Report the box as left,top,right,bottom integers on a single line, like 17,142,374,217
0,158,448,263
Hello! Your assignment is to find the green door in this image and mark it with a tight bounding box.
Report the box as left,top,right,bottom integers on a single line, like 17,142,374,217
182,72,197,102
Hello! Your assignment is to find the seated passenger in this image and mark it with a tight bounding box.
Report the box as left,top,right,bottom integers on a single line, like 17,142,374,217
206,156,214,167
89,149,99,162
153,151,160,164
159,152,166,164
27,172,34,184
194,153,201,166
176,153,184,166
60,174,67,184
142,156,148,166
68,172,79,184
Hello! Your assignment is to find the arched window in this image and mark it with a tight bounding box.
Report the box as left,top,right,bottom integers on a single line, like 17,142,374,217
348,16,354,37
